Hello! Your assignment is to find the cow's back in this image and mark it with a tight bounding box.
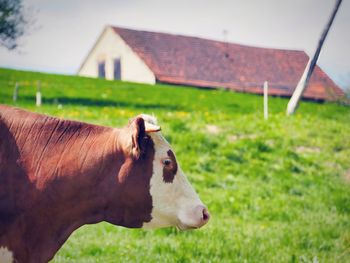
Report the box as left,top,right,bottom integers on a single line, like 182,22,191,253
0,105,111,233
0,105,120,262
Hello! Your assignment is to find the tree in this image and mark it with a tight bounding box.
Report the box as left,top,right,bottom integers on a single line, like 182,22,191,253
0,0,27,50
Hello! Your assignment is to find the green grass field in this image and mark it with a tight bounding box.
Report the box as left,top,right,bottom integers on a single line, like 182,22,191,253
1,68,349,262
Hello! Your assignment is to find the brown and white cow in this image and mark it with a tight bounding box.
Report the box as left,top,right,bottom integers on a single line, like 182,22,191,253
0,105,209,263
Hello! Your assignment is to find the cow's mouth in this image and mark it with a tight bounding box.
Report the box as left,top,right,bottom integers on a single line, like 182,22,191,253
176,223,198,231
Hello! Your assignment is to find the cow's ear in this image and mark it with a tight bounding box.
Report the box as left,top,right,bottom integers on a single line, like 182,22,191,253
139,114,161,133
131,117,146,159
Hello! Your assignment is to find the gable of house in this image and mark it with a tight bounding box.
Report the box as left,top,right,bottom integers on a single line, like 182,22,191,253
78,27,155,84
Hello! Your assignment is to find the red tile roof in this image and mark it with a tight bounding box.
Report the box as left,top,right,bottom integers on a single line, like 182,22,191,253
112,26,344,101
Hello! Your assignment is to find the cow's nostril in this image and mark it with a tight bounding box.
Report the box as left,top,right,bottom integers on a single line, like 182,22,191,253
202,208,210,222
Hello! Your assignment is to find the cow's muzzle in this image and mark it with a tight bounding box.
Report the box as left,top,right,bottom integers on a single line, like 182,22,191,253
177,205,210,230
196,205,210,227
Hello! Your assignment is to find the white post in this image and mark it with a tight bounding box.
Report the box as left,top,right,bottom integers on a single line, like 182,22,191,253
264,81,268,120
13,82,19,102
36,81,42,107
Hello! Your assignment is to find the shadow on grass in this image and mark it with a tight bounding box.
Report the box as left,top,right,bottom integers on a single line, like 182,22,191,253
12,96,183,111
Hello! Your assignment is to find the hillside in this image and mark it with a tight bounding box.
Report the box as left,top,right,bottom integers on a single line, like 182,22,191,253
1,68,349,262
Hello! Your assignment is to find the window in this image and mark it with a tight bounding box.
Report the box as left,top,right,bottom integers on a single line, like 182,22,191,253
98,61,105,78
113,58,121,80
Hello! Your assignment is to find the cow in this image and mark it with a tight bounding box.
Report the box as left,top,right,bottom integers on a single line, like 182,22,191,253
0,105,210,263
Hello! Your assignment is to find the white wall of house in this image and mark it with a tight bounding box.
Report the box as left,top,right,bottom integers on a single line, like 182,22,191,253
78,26,156,84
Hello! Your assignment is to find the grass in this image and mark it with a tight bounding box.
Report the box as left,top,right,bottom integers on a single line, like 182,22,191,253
1,68,350,262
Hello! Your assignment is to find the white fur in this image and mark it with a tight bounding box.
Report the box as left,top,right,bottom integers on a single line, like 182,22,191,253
142,131,204,229
0,247,13,263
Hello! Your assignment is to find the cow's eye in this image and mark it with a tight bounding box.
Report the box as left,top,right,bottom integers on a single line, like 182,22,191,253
162,159,171,166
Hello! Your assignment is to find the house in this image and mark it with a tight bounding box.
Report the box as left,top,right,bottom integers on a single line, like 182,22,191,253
78,26,344,101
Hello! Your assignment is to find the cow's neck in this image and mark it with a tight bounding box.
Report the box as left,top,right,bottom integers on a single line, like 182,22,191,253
14,127,125,263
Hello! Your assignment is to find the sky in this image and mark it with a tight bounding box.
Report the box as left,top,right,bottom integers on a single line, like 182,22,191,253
0,0,349,89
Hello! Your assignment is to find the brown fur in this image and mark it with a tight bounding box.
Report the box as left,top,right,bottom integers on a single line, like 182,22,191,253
0,105,154,263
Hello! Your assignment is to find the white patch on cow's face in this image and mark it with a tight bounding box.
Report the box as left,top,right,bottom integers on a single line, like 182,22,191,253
142,131,209,230
0,247,13,263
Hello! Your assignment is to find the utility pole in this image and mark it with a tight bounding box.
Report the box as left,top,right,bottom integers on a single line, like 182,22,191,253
287,0,343,115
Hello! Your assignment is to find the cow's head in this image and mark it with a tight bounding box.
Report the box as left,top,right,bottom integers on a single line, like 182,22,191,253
112,114,210,230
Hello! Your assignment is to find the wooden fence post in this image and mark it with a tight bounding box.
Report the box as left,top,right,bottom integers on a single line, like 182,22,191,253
13,82,19,102
36,81,42,106
264,81,268,120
